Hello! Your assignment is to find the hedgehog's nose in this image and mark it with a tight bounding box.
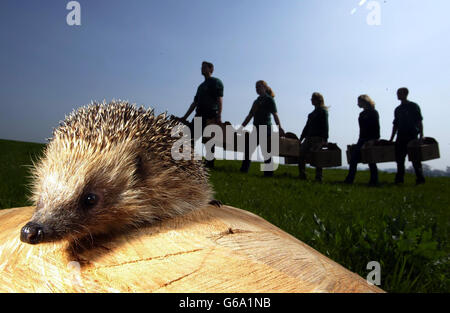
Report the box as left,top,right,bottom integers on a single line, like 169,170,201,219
20,222,44,244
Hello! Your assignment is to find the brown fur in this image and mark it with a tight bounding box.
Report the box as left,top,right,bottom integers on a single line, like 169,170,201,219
27,100,213,242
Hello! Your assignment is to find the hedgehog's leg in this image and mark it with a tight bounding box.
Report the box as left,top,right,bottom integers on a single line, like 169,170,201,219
208,199,222,207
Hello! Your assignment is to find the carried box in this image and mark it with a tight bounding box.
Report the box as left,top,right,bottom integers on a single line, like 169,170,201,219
280,132,300,164
407,137,440,162
310,143,342,168
346,144,364,165
201,121,247,153
279,132,300,159
361,140,396,164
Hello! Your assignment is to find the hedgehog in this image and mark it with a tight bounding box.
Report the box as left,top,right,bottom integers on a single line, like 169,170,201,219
20,100,217,245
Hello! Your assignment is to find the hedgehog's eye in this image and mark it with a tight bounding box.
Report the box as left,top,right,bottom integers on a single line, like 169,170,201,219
83,193,98,208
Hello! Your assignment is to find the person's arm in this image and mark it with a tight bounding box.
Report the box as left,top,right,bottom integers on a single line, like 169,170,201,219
241,109,254,128
300,119,309,143
215,79,224,124
240,103,256,130
375,111,381,140
389,125,397,142
273,112,285,136
419,121,424,139
217,97,223,124
390,109,398,142
417,104,424,139
181,101,197,122
323,110,329,142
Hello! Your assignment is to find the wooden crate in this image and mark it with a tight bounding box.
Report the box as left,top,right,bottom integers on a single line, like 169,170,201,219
361,140,396,164
408,137,440,162
284,156,298,165
281,132,300,163
201,122,245,152
279,137,300,158
310,143,342,168
346,144,363,165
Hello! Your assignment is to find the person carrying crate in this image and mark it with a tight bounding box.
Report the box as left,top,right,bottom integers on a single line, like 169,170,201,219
181,61,224,169
239,80,284,177
298,92,329,182
344,95,380,186
389,87,426,185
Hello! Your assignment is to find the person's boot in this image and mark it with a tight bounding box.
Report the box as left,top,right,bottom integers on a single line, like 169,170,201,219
204,159,215,169
416,175,426,185
416,178,425,185
240,160,250,173
315,168,323,183
368,167,379,186
263,171,274,177
344,175,354,184
415,167,426,185
298,162,307,180
394,173,404,185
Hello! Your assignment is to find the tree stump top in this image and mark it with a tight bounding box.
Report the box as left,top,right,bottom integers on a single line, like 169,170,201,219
0,205,382,293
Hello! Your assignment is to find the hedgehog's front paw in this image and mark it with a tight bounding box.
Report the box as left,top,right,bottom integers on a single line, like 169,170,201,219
208,199,222,207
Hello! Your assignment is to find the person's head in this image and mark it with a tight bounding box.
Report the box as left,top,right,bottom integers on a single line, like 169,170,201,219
311,92,325,108
256,80,275,97
201,61,214,77
397,87,409,101
358,95,375,109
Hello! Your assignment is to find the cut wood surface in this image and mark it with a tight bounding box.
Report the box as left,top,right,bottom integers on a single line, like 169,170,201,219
0,205,383,293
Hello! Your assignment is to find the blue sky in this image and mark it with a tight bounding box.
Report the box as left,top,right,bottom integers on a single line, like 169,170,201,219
1,0,449,169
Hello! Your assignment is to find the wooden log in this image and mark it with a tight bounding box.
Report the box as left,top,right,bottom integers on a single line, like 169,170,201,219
0,206,383,293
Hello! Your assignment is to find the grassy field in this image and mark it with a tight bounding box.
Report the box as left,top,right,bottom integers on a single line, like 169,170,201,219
0,138,449,292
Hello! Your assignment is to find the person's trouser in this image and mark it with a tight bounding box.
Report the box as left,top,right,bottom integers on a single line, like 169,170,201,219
240,126,273,176
395,135,425,183
189,115,218,167
298,137,326,181
345,139,378,184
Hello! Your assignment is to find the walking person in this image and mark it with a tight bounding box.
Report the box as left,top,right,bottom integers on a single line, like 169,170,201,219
389,87,426,184
181,61,224,168
239,80,284,177
344,95,380,186
298,92,329,182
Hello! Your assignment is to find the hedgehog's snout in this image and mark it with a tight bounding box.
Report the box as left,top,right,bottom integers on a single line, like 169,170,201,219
20,222,44,244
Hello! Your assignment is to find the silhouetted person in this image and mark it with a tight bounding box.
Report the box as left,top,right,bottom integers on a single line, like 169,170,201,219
298,92,329,182
181,61,224,168
344,95,380,186
389,87,425,184
239,80,284,177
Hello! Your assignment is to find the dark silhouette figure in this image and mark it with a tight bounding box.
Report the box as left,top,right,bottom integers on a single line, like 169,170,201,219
389,87,425,185
298,92,329,182
239,80,284,177
181,61,224,168
344,95,380,186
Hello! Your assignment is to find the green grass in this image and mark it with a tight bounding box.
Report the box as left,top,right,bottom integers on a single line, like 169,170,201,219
1,138,449,292
0,139,45,209
210,160,450,293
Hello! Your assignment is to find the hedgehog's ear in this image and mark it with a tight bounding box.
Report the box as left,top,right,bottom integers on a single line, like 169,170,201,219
134,154,146,181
